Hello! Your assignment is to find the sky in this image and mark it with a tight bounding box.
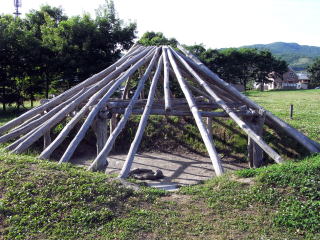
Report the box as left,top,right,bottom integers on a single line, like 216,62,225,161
1,0,320,49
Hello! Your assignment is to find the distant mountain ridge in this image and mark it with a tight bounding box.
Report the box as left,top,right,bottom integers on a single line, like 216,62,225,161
241,42,320,71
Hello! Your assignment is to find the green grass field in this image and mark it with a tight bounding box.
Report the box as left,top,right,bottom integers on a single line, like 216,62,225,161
246,89,320,142
0,90,320,239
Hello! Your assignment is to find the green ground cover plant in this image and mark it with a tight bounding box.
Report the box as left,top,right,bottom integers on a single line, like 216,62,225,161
0,90,319,239
246,89,320,142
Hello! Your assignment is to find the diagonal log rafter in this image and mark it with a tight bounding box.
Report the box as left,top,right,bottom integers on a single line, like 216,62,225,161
177,45,320,153
88,48,161,171
170,46,283,164
58,47,157,164
0,44,144,136
1,44,318,179
167,47,224,176
119,52,164,178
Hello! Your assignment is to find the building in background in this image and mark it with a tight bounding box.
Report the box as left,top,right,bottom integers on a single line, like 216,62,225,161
259,67,310,90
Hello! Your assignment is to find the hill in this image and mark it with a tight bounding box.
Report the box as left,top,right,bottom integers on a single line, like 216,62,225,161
241,42,320,71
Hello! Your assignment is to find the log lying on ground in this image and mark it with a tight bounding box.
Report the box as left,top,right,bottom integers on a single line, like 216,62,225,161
119,53,164,178
88,48,161,172
59,48,157,164
171,47,283,164
177,45,320,153
167,47,224,176
0,44,144,136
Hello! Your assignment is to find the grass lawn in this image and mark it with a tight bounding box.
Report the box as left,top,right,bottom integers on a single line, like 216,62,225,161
246,89,320,142
0,101,40,127
0,149,319,239
0,90,320,239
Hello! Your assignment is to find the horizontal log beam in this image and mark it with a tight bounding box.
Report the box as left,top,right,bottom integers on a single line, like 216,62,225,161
109,108,255,118
106,99,244,110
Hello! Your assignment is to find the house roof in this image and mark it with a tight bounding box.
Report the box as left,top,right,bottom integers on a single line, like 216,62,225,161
296,72,309,80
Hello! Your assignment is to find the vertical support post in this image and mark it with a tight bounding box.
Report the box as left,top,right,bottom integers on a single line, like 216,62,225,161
92,111,108,156
247,111,266,168
44,131,52,149
110,114,117,134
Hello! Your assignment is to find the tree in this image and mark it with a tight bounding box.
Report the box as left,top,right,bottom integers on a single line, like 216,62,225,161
307,58,320,88
53,0,136,90
0,1,137,109
24,5,68,98
139,31,178,47
187,45,287,91
0,15,36,110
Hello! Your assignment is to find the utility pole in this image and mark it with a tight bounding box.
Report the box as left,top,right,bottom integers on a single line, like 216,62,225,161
13,0,22,18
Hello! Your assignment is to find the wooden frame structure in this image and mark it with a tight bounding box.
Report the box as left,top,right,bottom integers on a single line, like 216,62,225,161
1,44,319,178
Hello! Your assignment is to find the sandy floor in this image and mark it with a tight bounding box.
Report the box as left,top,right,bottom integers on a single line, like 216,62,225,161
74,152,247,186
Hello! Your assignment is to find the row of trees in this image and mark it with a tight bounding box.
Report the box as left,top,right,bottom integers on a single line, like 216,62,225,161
2,2,318,112
139,32,320,89
0,1,136,111
185,45,290,91
139,32,288,91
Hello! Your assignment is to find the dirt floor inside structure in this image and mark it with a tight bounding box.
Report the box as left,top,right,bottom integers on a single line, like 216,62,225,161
72,151,248,187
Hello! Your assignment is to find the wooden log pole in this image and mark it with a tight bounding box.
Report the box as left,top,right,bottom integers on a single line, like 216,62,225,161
58,48,157,164
246,112,266,168
39,78,118,159
11,114,42,132
177,45,320,153
0,44,144,136
92,113,108,154
13,79,114,154
206,116,213,139
42,106,51,150
171,47,283,164
122,78,131,100
189,84,211,100
110,108,255,118
162,46,172,112
206,99,214,139
109,114,117,136
119,54,164,178
167,48,224,176
0,88,86,144
13,47,153,154
6,123,44,151
88,48,161,172
44,131,52,149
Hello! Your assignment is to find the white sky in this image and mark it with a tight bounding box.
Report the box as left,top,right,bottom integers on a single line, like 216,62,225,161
1,0,319,49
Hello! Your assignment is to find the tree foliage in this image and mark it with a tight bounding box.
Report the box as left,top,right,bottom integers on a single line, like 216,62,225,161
0,1,136,111
307,58,320,88
138,31,177,48
186,45,287,91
